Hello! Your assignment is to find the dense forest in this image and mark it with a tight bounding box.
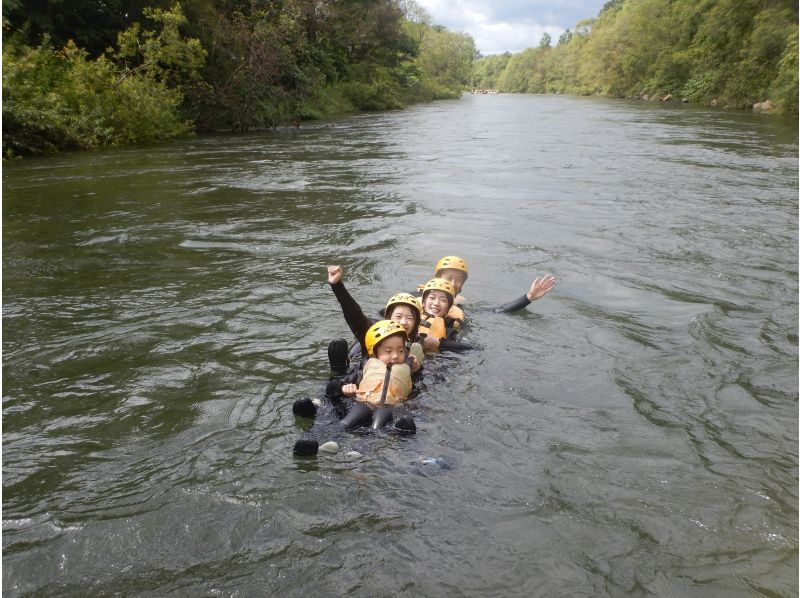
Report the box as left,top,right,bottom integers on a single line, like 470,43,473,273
2,0,477,156
3,0,797,157
473,0,798,114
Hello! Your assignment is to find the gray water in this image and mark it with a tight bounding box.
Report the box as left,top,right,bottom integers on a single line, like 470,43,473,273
3,94,798,597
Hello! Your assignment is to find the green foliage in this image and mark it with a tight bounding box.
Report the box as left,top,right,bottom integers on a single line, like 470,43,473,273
4,0,480,156
115,5,206,86
3,5,204,156
416,27,477,94
498,48,542,93
473,0,798,114
3,38,88,155
179,0,425,130
768,28,799,115
337,65,404,111
680,71,720,103
471,53,511,89
2,0,162,56
188,8,318,130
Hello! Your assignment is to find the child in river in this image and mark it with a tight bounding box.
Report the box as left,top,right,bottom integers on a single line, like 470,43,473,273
292,319,417,456
417,255,556,351
431,254,556,312
416,277,472,349
337,319,416,430
325,264,425,372
291,266,426,453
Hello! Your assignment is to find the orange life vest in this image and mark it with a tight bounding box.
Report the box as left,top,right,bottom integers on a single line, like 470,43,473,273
447,304,465,331
356,359,412,407
419,314,448,339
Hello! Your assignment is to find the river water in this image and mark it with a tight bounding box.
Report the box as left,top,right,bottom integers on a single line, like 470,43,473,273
3,94,798,596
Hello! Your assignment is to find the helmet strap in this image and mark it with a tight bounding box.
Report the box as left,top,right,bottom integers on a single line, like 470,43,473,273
378,364,393,406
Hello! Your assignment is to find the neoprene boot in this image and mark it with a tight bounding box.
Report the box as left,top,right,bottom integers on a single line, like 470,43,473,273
394,414,416,435
292,397,317,418
328,338,350,377
293,439,319,456
325,379,343,399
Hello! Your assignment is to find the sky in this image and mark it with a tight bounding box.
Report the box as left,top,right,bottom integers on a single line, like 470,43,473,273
413,0,610,56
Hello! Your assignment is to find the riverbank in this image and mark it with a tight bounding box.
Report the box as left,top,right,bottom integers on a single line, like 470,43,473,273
471,3,797,116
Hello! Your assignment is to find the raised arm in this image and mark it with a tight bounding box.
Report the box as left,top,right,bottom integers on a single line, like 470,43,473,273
328,265,372,346
494,274,556,313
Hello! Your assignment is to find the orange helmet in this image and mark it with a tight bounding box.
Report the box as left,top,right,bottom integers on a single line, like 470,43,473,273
434,256,468,281
364,320,408,357
384,293,422,322
421,278,456,308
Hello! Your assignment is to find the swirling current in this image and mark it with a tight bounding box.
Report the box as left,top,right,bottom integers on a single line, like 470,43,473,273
3,94,798,596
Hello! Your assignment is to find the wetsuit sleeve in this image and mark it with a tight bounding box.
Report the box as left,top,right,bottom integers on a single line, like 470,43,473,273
330,281,372,345
438,338,473,352
493,294,532,313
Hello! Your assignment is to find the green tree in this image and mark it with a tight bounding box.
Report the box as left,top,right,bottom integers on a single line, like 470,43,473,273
497,48,544,93
472,52,511,89
416,26,476,95
480,0,798,114
538,32,552,49
3,4,205,156
2,0,170,56
768,25,799,114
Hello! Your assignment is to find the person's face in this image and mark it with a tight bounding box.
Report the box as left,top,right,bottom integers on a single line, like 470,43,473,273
388,304,416,335
437,268,466,293
375,334,407,366
424,289,450,317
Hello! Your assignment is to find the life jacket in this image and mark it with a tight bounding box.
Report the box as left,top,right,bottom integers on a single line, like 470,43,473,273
356,359,412,407
414,283,466,331
447,304,465,331
419,314,448,339
407,341,424,367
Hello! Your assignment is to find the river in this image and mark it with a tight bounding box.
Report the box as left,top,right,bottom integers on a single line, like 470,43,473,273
3,94,798,596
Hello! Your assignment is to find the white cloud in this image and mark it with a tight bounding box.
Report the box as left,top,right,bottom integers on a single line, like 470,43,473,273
472,20,564,55
413,0,606,55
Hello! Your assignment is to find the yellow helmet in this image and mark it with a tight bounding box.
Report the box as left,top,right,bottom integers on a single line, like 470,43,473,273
421,278,456,307
385,293,422,322
434,256,468,281
364,320,408,357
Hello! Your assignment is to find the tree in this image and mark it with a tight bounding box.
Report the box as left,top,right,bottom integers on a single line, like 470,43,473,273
2,4,205,156
538,32,551,49
417,27,476,94
472,52,511,88
2,0,170,56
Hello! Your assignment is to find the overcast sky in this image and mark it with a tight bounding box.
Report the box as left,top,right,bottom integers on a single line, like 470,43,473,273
414,0,609,56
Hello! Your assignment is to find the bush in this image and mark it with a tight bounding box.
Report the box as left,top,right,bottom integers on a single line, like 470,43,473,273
336,66,404,111
768,30,799,115
2,38,86,156
680,71,720,103
2,5,204,157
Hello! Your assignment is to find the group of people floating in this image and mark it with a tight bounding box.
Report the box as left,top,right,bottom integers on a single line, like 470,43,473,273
291,255,556,457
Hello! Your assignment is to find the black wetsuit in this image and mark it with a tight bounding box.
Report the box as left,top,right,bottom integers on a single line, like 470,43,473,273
326,280,419,431
330,280,375,365
292,286,531,455
494,293,538,313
